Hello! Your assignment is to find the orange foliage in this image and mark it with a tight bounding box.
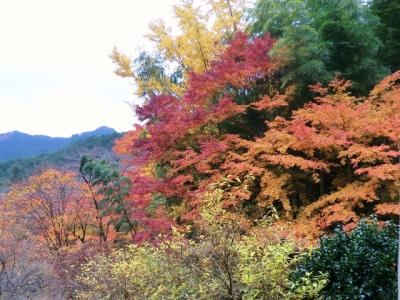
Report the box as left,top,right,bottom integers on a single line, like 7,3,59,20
3,169,97,250
116,28,399,241
228,72,400,231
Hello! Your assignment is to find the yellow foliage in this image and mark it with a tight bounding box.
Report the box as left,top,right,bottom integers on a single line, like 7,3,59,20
147,0,218,74
109,46,133,77
208,0,248,39
112,0,248,98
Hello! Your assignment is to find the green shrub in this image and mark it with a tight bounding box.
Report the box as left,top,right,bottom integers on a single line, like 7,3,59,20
291,220,399,300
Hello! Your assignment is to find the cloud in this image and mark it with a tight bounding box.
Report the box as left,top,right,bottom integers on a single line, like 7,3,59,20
0,0,179,136
1,85,134,137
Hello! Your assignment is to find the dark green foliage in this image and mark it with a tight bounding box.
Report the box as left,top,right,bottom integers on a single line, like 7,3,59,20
9,164,24,183
252,0,386,98
79,156,136,234
371,0,400,72
0,133,121,193
251,0,308,39
291,220,399,299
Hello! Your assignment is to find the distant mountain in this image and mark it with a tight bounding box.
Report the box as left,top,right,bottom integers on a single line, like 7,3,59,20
0,132,123,192
70,126,117,140
0,126,117,161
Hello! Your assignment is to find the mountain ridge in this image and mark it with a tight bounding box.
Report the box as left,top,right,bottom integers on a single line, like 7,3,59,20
0,131,122,192
0,126,117,161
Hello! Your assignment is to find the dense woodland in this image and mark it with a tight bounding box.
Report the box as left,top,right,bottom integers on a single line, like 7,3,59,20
0,133,121,192
0,0,399,299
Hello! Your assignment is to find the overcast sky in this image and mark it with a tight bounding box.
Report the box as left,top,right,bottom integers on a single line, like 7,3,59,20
0,0,179,137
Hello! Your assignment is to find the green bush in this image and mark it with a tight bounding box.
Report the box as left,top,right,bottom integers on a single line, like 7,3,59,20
291,220,399,300
74,235,326,300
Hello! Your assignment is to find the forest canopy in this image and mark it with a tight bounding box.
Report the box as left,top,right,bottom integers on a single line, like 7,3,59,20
0,0,398,299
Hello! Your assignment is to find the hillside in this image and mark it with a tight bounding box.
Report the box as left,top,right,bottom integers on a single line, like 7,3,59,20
0,132,122,192
0,0,398,299
0,126,116,161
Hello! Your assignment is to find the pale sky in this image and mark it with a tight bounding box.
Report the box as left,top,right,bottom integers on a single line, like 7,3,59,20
0,0,179,137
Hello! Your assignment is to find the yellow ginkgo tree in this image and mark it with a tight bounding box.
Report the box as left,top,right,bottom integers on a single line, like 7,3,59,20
111,0,249,98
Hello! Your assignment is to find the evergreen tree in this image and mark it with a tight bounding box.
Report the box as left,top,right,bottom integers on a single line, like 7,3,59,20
252,0,387,99
371,0,400,72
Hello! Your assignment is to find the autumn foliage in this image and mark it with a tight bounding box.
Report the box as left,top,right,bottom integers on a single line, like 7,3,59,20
115,26,400,241
1,0,399,297
228,73,400,233
114,32,287,240
3,170,95,250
